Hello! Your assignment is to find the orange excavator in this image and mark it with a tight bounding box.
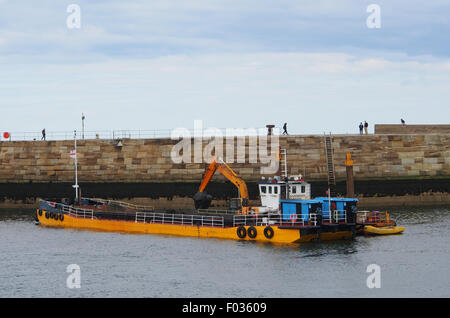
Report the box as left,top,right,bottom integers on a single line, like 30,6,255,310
194,157,254,214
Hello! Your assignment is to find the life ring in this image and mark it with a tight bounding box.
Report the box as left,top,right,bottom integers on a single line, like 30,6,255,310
290,214,297,223
236,226,246,239
264,226,274,239
59,214,64,222
247,226,257,239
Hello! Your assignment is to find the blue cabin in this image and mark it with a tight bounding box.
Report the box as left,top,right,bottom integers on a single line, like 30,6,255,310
314,197,358,220
279,199,322,222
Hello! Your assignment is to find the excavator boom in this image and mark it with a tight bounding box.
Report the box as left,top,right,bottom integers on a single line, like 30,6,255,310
194,157,249,210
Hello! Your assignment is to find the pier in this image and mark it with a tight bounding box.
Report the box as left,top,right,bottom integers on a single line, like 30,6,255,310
1,124,450,208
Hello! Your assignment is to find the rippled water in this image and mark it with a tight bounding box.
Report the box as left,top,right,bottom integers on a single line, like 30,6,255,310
0,206,449,297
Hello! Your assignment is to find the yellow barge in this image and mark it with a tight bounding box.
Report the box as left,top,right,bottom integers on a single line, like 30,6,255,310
36,199,355,245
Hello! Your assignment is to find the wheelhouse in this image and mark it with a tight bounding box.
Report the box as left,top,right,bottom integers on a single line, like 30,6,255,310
258,175,311,212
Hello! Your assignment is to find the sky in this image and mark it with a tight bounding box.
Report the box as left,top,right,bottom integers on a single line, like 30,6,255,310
0,0,449,137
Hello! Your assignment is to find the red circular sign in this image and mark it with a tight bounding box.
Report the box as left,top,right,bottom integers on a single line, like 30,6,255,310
3,132,10,139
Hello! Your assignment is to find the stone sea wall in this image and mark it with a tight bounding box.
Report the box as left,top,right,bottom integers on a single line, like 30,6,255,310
0,133,449,206
1,134,449,183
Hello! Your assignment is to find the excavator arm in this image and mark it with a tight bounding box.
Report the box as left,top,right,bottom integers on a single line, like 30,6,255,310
194,157,249,210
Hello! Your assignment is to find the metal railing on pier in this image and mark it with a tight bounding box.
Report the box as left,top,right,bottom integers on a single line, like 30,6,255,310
1,127,273,142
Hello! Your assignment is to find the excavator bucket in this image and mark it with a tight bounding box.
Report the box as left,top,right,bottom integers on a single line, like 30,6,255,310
193,191,213,209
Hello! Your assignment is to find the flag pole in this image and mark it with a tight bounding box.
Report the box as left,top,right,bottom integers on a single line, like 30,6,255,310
73,130,79,202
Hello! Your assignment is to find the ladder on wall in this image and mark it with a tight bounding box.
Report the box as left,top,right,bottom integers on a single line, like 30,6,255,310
279,148,288,180
324,133,336,197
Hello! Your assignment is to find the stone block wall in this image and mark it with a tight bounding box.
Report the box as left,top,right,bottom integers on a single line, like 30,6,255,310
375,124,450,134
1,134,450,184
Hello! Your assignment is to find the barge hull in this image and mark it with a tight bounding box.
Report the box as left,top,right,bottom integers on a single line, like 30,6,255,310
36,210,352,245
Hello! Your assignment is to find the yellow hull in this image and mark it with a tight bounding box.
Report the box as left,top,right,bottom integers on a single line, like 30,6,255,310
364,225,404,235
36,210,353,245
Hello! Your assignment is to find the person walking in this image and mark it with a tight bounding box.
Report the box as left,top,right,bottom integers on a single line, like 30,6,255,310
364,121,368,135
282,123,288,135
359,122,363,135
41,129,46,141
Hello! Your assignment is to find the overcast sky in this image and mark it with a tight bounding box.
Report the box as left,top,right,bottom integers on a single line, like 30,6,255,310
1,0,449,136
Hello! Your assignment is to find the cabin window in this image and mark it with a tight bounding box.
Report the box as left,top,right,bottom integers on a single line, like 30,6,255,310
261,186,266,194
301,186,305,193
291,186,297,194
268,186,272,194
274,186,278,194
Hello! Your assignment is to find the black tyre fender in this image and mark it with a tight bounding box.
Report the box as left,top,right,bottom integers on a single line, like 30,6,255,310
53,213,58,220
45,211,50,219
264,226,274,239
247,226,257,239
38,209,42,217
236,226,247,239
59,213,64,222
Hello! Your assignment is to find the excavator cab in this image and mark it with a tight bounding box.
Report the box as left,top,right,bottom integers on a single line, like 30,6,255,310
229,197,248,211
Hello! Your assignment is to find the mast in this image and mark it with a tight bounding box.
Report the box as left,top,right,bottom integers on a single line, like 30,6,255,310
73,130,79,202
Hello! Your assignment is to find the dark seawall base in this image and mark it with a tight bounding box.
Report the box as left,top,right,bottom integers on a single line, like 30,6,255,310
1,178,450,202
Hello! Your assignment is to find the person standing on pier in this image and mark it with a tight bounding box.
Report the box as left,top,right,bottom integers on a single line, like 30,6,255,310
41,129,46,141
282,123,288,135
364,121,368,134
359,122,363,135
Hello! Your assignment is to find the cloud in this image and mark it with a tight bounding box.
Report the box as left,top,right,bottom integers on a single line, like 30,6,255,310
0,1,448,135
1,0,449,63
1,52,449,134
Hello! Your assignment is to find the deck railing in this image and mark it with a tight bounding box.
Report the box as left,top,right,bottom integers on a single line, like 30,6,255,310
88,198,154,212
41,200,94,219
135,212,224,228
356,210,389,225
197,209,237,215
322,210,347,223
232,213,320,227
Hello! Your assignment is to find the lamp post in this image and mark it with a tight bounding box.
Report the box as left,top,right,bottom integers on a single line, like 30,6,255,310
72,130,79,202
81,113,85,139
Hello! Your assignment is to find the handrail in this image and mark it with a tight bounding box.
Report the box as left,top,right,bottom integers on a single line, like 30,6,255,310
135,211,224,228
322,209,347,223
87,198,154,211
2,127,271,142
233,213,319,227
40,200,94,219
197,209,237,215
356,210,390,225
